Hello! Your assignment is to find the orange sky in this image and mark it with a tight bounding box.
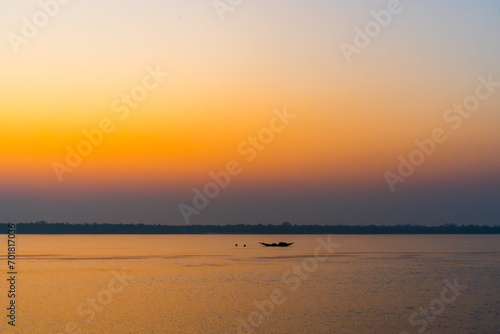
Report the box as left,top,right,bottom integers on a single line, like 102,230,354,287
1,1,500,224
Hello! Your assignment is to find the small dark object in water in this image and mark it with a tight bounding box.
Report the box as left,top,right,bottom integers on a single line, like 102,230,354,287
244,244,246,247
235,244,238,246
259,242,294,247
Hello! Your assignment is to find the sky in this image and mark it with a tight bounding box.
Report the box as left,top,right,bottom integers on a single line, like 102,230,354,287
1,0,499,225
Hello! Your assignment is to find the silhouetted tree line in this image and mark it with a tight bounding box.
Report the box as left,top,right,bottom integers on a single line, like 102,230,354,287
1,221,499,234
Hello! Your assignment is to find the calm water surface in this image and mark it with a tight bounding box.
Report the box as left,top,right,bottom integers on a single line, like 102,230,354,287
1,234,499,333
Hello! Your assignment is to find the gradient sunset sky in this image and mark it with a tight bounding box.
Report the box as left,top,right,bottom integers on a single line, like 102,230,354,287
1,0,499,225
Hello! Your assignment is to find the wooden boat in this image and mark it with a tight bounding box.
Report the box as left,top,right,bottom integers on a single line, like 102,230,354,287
259,242,294,247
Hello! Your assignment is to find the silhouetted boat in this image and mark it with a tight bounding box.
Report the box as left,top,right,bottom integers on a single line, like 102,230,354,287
259,242,294,247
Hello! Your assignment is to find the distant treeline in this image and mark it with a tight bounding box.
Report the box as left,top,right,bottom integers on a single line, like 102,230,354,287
1,221,499,234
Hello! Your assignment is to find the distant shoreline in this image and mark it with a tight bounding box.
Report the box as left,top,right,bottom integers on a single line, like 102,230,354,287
1,222,499,234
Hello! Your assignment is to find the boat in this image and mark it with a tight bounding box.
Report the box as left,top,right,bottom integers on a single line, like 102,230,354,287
259,242,294,247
